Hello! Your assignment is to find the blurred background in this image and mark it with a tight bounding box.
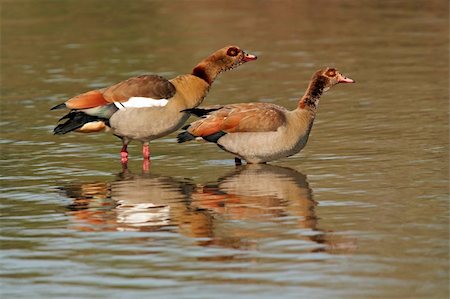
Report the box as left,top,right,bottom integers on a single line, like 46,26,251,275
1,1,448,298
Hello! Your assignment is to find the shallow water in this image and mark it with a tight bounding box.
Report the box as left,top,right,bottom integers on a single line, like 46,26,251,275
1,0,448,298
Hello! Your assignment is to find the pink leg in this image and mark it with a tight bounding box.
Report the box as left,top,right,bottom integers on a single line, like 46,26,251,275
142,143,150,173
120,144,128,164
142,143,150,160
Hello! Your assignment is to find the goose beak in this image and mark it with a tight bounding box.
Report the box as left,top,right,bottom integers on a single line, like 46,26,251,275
242,52,258,62
338,74,355,83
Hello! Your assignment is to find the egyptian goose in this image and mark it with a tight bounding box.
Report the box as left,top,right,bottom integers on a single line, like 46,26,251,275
177,67,354,164
51,46,257,166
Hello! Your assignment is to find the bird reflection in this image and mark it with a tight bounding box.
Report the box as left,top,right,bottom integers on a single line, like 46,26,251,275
192,164,316,224
189,164,355,253
62,165,353,253
64,182,116,231
64,169,208,233
190,164,319,248
111,169,194,232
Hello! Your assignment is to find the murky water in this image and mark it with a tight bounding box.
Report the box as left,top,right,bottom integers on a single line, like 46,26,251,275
1,1,448,298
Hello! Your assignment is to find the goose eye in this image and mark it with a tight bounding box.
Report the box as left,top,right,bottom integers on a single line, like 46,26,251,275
227,47,239,56
326,68,336,77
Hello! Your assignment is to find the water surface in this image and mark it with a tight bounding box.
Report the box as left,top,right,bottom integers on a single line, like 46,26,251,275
1,1,448,298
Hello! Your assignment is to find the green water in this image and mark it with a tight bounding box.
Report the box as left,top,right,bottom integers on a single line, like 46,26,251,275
1,1,448,298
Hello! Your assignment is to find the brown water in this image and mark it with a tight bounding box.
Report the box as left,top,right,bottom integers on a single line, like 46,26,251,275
1,1,448,298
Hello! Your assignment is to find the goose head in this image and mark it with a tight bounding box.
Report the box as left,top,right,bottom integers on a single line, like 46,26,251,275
317,67,355,93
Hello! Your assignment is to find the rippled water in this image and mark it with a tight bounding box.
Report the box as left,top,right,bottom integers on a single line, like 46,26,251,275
1,1,448,298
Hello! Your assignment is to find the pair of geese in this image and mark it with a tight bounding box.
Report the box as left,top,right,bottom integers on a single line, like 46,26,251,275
52,45,354,165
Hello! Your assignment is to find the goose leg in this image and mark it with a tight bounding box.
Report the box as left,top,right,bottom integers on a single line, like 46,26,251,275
120,144,129,164
142,143,151,172
142,143,150,160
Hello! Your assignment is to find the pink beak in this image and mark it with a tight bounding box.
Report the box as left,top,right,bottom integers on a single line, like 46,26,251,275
242,52,258,62
338,74,355,83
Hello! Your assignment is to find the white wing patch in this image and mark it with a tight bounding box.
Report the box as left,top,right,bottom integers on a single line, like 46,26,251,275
114,97,169,110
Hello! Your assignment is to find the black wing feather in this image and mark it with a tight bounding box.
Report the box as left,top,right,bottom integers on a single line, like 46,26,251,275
53,112,107,135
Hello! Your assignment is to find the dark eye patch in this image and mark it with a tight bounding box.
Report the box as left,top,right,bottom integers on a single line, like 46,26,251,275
227,47,239,56
325,68,336,77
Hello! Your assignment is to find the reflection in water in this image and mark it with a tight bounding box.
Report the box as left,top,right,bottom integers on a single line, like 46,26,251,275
64,169,201,233
112,169,195,232
62,165,353,252
191,164,354,252
193,164,316,224
65,182,116,231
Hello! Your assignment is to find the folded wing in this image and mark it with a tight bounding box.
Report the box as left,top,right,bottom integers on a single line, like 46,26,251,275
188,103,287,137
56,75,176,111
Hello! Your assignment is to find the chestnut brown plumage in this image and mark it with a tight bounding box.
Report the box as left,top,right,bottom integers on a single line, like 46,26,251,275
178,67,354,164
51,46,257,167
